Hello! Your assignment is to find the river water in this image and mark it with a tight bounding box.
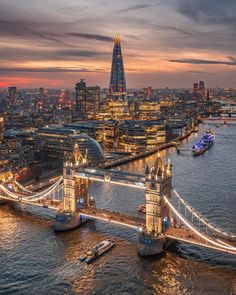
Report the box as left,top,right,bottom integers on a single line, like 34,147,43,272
0,124,235,295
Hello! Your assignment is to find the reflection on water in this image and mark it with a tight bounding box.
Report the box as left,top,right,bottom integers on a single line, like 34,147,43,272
0,124,236,295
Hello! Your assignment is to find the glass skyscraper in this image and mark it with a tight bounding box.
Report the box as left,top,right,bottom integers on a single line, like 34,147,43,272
109,34,126,95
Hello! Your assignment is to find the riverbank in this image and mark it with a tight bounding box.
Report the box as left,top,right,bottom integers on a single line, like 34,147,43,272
100,127,196,169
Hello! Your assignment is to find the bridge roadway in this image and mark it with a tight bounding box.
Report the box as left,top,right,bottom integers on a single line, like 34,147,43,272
166,227,236,255
79,207,145,230
0,193,60,210
76,168,145,189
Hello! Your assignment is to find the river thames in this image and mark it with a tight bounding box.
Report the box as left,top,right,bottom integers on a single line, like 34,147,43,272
0,123,235,295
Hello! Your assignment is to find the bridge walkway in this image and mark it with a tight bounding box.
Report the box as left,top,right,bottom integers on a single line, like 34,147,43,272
166,227,236,255
80,208,145,230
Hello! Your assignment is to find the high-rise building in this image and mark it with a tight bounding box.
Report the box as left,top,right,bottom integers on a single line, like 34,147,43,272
57,90,73,110
39,87,44,97
199,81,205,90
198,81,206,97
109,34,126,95
75,81,100,119
7,86,17,106
86,86,100,114
193,83,199,94
0,117,4,144
75,79,87,119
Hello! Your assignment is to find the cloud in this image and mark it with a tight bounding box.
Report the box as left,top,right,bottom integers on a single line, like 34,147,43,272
169,57,236,66
67,33,113,42
125,34,141,40
176,0,236,25
0,20,73,47
0,47,107,62
0,67,106,73
188,70,207,74
117,4,151,13
56,49,106,57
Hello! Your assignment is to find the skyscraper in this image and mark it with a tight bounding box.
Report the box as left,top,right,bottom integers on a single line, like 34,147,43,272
0,117,4,144
109,33,126,95
75,80,100,119
7,86,17,106
193,82,199,94
199,80,205,90
75,79,86,119
86,86,100,114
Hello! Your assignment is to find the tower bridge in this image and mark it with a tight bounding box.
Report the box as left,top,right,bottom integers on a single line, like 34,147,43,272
0,143,236,256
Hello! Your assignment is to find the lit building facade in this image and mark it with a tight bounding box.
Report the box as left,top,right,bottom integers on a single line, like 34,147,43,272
0,117,4,144
138,99,160,120
86,86,100,115
0,131,34,174
118,120,166,152
53,109,73,124
34,126,104,163
75,79,86,119
107,100,129,119
7,86,17,106
64,120,118,150
75,80,100,119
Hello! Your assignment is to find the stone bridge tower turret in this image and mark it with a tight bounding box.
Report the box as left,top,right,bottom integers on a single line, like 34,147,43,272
54,143,88,231
138,155,172,256
63,143,88,213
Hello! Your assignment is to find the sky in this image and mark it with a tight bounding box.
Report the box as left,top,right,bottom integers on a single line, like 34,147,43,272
0,0,236,88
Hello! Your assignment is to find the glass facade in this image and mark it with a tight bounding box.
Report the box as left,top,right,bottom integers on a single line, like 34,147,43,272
34,126,104,163
118,120,166,152
109,34,126,94
72,134,104,163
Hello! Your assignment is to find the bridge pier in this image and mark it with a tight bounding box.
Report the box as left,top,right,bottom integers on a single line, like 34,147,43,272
54,143,89,231
138,157,173,256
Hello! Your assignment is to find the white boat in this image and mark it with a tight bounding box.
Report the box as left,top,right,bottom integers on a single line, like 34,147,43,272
79,239,116,264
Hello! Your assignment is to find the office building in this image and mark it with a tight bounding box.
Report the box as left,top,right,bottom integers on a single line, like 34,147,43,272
118,120,166,152
34,126,104,163
75,79,86,119
75,80,100,119
86,86,100,115
7,86,17,106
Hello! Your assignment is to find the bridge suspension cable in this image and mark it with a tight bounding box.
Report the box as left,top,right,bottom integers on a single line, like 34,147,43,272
14,181,35,194
172,189,236,240
0,177,63,203
24,178,63,200
164,195,236,252
164,196,236,253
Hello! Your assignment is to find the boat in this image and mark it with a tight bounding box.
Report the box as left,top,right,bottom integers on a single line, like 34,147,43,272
80,239,116,264
192,132,214,156
206,129,215,137
137,204,146,213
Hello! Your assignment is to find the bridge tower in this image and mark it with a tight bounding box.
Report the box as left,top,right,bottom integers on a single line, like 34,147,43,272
54,143,88,231
63,143,88,212
138,156,172,256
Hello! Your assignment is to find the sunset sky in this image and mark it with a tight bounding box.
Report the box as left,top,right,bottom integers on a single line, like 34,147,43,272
0,0,236,88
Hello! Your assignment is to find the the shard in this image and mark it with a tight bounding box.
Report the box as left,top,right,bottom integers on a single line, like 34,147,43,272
109,33,127,95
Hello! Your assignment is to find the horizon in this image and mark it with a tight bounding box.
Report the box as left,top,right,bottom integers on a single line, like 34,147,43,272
0,0,236,88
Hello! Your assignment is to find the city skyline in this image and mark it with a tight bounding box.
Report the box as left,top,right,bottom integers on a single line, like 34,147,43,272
0,0,236,88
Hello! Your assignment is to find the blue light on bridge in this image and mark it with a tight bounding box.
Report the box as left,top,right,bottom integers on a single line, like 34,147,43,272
144,239,152,245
